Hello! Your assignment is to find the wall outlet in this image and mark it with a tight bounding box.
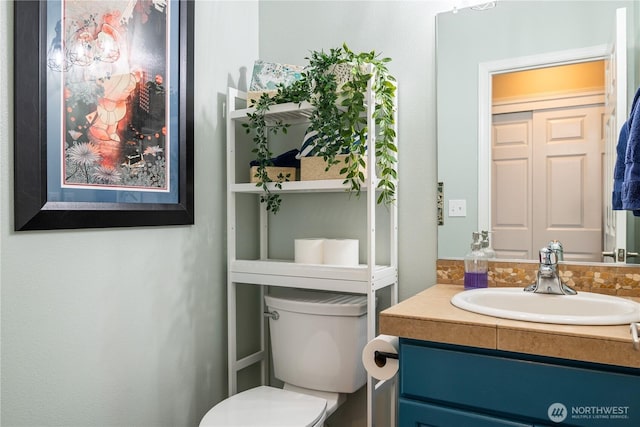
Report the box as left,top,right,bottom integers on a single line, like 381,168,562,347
448,199,466,217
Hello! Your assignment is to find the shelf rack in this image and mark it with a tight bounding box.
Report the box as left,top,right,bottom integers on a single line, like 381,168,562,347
226,82,398,427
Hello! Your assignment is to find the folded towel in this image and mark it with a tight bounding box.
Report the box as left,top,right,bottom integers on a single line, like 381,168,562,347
621,87,640,212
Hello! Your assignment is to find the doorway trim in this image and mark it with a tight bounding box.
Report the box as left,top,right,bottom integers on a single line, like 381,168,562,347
477,44,609,232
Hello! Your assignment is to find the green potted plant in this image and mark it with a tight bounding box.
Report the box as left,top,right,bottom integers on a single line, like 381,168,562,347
243,44,397,213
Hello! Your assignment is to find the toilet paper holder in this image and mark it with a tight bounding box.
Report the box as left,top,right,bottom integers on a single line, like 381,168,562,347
374,350,398,367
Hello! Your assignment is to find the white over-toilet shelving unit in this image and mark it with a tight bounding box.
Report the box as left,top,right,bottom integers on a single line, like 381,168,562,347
226,73,398,427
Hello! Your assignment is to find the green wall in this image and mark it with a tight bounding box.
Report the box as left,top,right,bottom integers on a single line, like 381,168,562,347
3,1,633,426
1,2,258,426
256,2,447,422
257,0,444,302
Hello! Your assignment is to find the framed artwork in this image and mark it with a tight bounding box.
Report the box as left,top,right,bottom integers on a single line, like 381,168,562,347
14,0,194,230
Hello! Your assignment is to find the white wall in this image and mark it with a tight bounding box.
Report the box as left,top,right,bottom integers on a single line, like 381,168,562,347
0,1,258,426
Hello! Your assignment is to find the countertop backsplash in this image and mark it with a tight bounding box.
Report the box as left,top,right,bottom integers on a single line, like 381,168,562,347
437,259,640,297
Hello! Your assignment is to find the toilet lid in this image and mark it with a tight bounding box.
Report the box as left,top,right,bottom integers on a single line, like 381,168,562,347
199,386,327,427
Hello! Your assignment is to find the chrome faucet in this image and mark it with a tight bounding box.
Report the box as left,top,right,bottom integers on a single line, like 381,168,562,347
524,244,577,295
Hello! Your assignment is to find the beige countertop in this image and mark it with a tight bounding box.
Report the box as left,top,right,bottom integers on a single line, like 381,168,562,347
379,284,640,369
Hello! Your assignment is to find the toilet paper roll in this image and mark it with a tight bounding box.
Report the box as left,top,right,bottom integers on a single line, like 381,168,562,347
362,334,399,380
323,239,359,266
294,238,325,264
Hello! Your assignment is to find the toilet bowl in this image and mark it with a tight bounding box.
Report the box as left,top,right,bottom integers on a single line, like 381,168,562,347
200,289,368,427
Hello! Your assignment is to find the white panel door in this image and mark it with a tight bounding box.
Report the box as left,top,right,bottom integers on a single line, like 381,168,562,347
492,106,603,261
491,112,533,259
532,106,604,262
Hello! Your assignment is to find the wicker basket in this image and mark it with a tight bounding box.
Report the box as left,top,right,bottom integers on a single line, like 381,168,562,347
300,155,365,181
249,166,297,183
246,90,278,106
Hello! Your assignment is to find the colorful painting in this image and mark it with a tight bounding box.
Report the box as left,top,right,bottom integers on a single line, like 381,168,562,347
13,0,194,230
54,0,170,191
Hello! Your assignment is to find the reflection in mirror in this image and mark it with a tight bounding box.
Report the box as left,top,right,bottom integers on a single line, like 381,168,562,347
436,0,639,264
490,62,604,262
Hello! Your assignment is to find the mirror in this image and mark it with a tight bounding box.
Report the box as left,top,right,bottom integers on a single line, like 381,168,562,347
436,0,639,263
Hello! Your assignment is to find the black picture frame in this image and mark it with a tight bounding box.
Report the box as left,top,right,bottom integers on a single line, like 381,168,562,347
13,0,194,231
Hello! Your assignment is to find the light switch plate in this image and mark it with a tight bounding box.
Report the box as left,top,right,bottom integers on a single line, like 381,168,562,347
449,199,466,217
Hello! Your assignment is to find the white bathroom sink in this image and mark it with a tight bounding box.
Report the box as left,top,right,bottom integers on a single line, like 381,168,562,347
451,287,640,325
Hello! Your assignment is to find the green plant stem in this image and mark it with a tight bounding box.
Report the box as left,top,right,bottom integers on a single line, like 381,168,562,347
243,43,397,213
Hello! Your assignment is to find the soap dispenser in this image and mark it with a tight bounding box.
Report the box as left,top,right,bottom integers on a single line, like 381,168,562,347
464,232,489,290
480,230,496,259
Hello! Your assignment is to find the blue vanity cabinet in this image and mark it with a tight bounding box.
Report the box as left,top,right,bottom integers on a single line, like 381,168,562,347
398,338,640,427
399,398,535,426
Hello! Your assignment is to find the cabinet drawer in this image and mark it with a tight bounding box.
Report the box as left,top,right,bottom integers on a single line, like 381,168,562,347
399,397,533,427
400,340,640,425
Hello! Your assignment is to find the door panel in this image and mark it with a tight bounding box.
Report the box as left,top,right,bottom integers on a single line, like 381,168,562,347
533,106,604,262
492,112,532,259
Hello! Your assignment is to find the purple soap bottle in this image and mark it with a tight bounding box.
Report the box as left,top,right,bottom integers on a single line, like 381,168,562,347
464,232,489,290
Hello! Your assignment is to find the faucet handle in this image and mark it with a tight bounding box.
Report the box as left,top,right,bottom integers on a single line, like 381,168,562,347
539,246,557,266
548,240,564,261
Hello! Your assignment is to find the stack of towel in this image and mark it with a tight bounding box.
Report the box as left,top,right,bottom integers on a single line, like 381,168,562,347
613,87,640,214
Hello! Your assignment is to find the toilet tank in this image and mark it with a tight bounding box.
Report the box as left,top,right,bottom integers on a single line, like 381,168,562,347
264,289,368,394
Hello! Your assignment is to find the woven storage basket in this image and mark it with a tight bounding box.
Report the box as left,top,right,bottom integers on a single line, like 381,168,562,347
246,90,278,106
300,155,365,181
249,166,297,183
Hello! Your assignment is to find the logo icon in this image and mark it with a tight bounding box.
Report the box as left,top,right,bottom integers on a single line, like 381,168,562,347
548,402,568,423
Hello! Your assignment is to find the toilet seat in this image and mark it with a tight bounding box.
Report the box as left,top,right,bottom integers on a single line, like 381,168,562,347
199,386,327,427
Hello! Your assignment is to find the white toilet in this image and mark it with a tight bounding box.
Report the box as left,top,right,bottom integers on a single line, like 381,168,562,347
200,289,368,427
